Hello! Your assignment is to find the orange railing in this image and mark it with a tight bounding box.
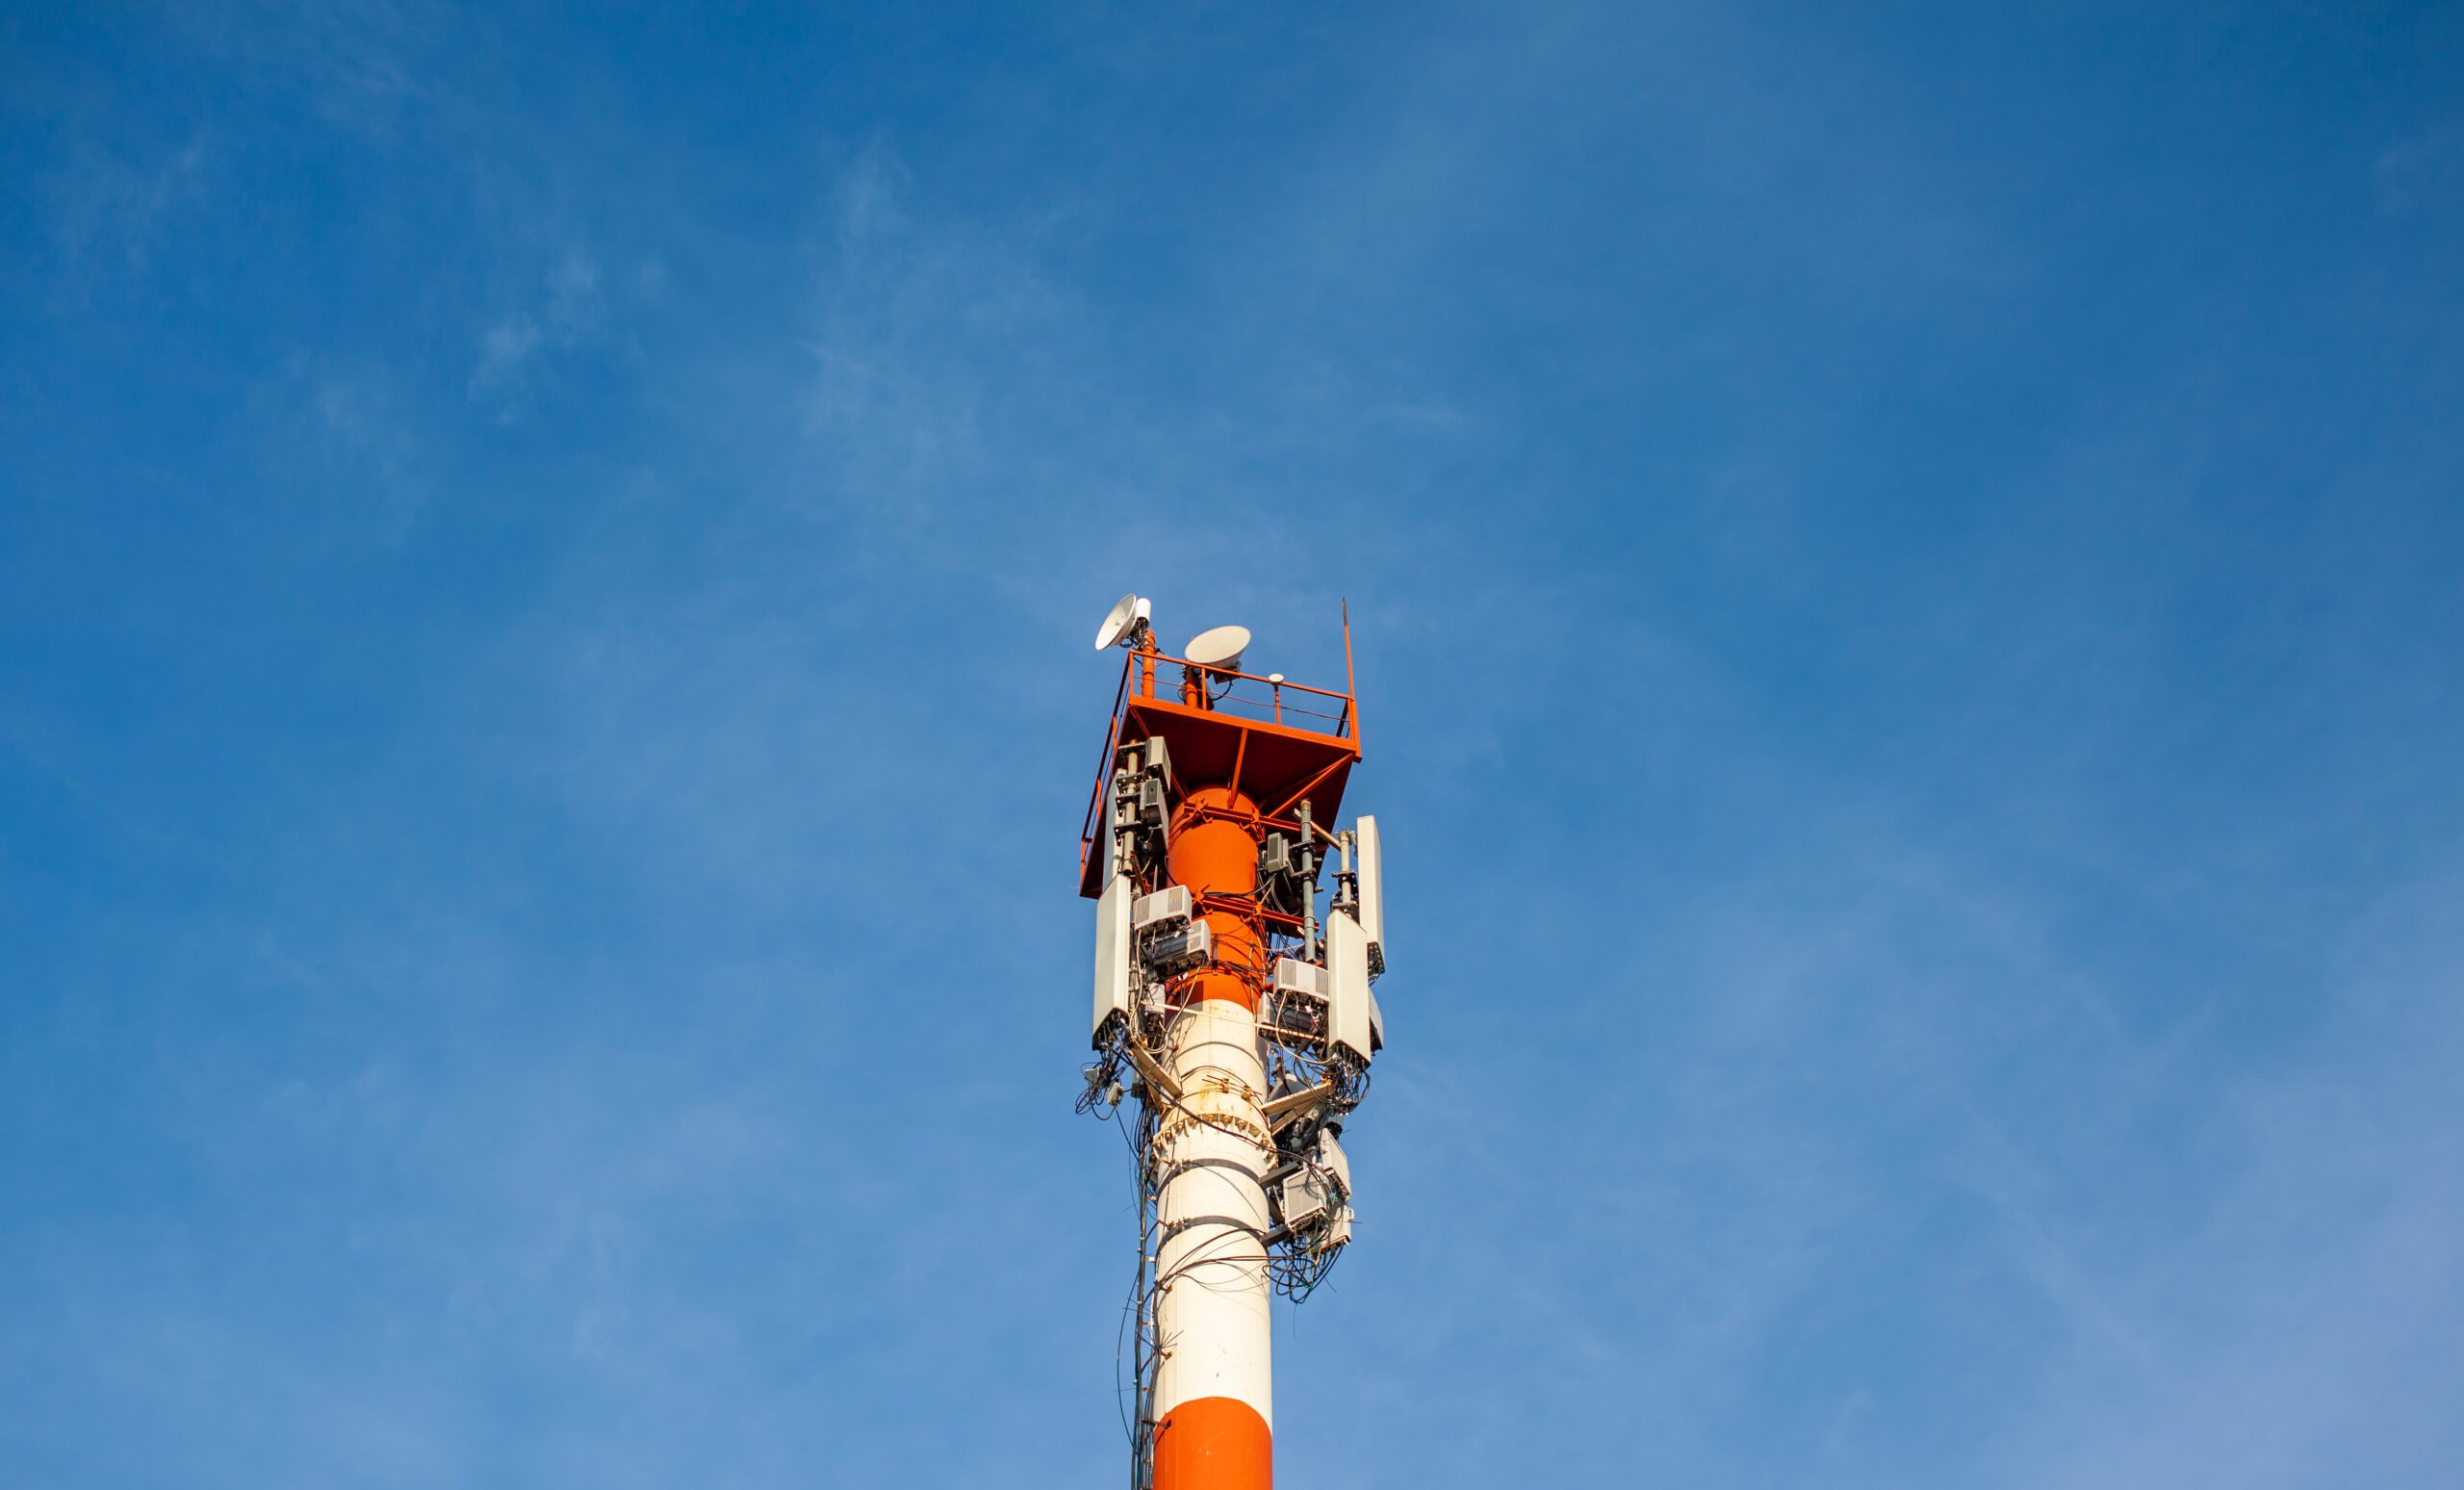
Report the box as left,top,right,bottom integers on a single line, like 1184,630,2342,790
1155,656,1353,734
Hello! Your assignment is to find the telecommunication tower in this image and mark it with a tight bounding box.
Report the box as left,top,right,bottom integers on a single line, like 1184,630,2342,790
1076,594,1388,1490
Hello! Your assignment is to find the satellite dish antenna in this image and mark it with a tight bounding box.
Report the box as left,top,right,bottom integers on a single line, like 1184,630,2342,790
1094,594,1146,651
1185,625,1250,674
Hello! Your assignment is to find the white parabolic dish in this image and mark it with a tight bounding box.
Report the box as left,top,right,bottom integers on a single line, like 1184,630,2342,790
1185,625,1250,671
1094,594,1142,651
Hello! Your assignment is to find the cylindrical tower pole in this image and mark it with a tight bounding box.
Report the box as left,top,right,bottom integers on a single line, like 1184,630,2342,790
1150,784,1274,1489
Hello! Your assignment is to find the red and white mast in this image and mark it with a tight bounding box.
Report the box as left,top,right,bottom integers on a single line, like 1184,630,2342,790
1078,597,1387,1489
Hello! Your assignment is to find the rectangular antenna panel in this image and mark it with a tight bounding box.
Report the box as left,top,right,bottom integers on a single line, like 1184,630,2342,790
1092,874,1133,1047
1133,886,1192,936
1355,815,1385,975
1327,910,1373,1066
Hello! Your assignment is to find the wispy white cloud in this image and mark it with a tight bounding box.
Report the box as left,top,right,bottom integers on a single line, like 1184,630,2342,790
466,252,610,421
172,0,443,140
800,142,1074,510
310,370,424,522
1977,870,2464,1489
466,318,543,410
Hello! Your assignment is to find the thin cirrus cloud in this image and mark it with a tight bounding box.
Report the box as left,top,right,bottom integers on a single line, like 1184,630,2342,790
467,253,609,419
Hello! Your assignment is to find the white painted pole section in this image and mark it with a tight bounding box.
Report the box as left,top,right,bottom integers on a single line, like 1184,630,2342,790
1150,996,1274,1429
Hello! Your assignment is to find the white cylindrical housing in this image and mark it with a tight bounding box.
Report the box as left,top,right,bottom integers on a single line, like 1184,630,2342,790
1150,995,1274,1476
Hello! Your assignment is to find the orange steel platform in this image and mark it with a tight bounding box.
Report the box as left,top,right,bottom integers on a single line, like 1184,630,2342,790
1076,629,1361,903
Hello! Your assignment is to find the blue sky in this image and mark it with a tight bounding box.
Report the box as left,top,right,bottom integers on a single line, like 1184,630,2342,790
6,3,2463,1485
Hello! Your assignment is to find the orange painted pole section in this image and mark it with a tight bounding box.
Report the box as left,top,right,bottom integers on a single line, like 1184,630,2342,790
1167,786,1265,1010
1154,1396,1273,1490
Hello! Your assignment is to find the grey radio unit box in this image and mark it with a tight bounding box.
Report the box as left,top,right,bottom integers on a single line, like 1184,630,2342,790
1133,886,1193,936
1144,921,1214,977
1270,956,1329,1004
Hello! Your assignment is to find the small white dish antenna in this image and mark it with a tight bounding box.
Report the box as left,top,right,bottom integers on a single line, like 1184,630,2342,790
1185,625,1250,674
1094,594,1148,651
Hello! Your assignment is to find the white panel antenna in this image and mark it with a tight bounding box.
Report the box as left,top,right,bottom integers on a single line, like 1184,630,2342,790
1092,874,1133,1047
1354,814,1385,976
1326,910,1373,1067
